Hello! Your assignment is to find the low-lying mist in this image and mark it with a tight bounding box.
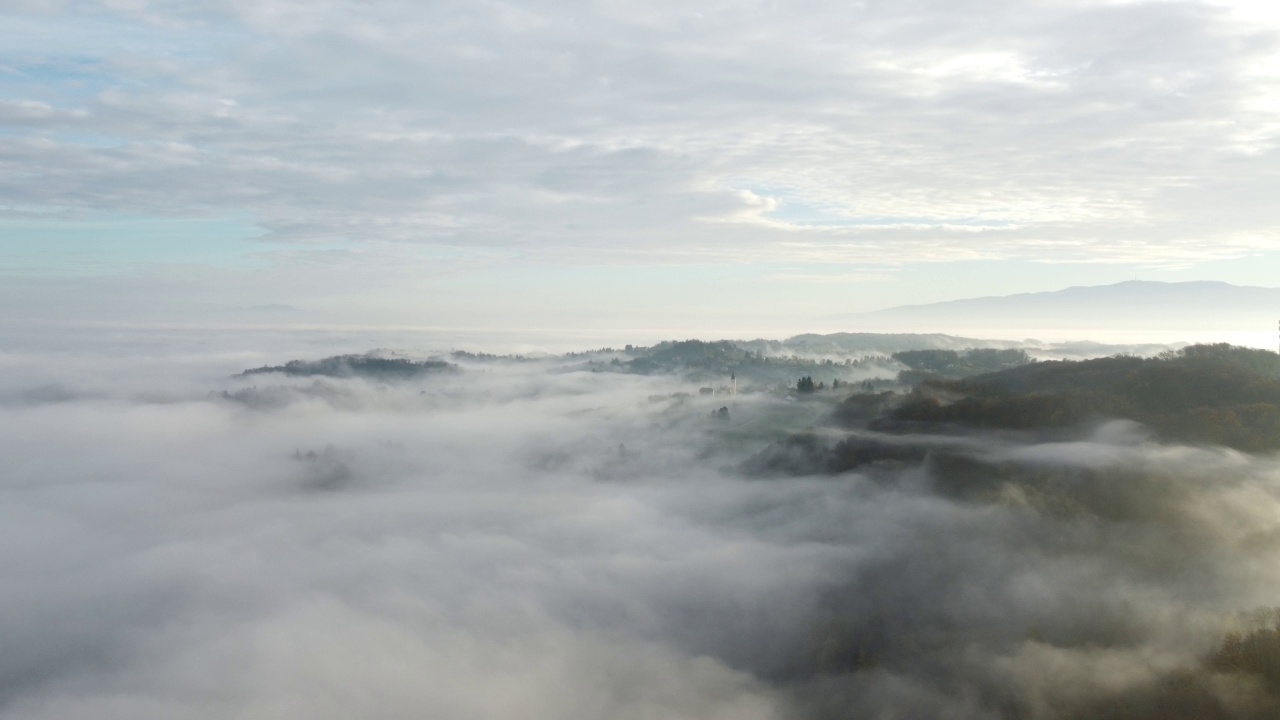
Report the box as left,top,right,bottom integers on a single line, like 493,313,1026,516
5,329,1280,719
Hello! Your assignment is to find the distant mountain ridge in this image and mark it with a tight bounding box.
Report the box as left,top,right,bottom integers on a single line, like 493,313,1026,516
832,281,1280,333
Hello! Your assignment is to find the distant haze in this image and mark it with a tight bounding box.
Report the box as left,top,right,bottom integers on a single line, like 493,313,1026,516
824,281,1280,346
6,281,1277,352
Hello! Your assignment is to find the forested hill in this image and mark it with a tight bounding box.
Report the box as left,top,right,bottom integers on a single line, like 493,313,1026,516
239,355,456,380
892,348,1033,379
880,344,1280,451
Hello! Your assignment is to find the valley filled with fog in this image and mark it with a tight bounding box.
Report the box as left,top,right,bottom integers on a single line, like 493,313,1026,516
6,327,1280,719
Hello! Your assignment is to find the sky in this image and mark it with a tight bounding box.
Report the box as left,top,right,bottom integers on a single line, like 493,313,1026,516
4,0,1280,336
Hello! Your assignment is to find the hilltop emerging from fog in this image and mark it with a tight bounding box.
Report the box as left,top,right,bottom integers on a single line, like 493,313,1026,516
225,332,1280,718
235,331,1171,393
884,343,1280,450
242,337,1280,456
240,354,456,380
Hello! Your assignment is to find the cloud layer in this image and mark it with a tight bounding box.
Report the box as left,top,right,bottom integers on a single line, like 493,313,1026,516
6,328,1280,718
4,0,1280,275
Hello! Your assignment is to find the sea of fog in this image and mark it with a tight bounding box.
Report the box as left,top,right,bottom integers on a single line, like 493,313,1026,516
5,325,1280,719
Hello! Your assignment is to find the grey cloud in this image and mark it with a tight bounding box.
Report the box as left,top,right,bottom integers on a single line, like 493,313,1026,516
3,0,1278,269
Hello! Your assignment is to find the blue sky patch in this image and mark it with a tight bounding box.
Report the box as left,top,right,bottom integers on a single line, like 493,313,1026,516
0,214,269,275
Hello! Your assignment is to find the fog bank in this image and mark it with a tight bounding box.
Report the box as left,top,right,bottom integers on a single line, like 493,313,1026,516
5,329,1280,719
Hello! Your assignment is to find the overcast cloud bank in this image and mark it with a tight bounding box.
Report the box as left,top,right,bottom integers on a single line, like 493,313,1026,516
5,0,1280,327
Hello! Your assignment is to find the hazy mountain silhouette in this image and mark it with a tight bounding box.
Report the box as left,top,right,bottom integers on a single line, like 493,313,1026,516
831,281,1280,334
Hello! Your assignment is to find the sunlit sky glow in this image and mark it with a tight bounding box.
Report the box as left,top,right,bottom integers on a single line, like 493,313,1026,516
4,0,1280,336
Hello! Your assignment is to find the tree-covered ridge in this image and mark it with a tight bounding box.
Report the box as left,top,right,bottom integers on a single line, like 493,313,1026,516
892,348,1033,378
882,344,1280,451
626,340,757,373
239,355,456,380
